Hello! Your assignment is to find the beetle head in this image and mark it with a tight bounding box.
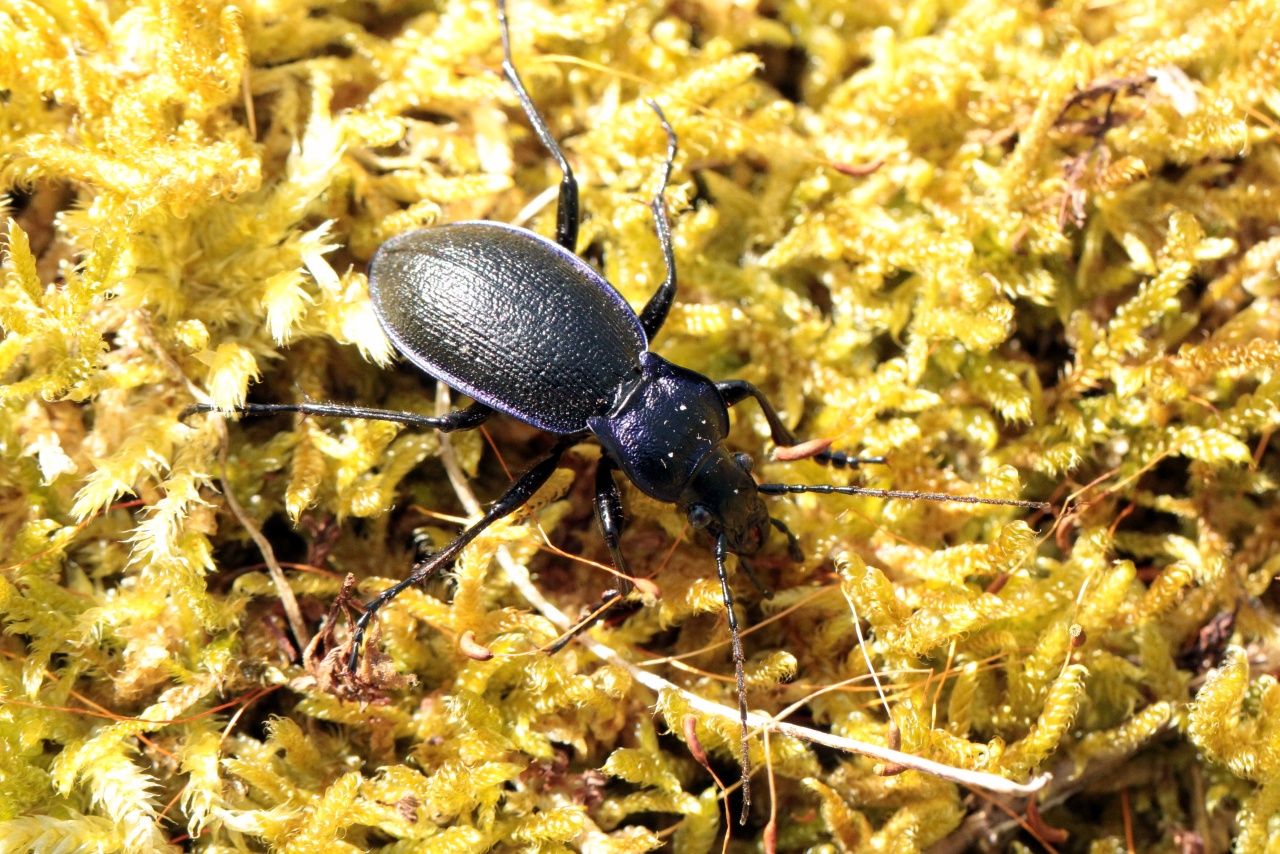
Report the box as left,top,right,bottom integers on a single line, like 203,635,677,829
679,447,771,556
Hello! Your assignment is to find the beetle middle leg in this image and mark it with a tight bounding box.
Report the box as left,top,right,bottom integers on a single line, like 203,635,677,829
347,433,580,669
540,588,633,655
528,456,637,656
497,0,579,252
529,456,641,653
594,455,633,597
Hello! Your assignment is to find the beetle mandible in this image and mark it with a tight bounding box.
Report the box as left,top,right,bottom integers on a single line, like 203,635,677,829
189,0,1048,822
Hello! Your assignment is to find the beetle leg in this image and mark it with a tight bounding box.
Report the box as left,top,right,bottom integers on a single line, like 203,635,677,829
638,101,679,341
737,557,774,599
594,456,633,597
497,0,579,252
182,400,492,433
769,516,805,563
715,533,753,825
715,380,887,468
541,589,629,654
347,434,578,670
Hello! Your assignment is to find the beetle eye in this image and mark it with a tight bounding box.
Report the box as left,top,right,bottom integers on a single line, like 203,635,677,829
734,453,754,474
688,505,712,529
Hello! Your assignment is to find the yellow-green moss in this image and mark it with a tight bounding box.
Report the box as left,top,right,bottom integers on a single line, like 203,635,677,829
3,0,1280,851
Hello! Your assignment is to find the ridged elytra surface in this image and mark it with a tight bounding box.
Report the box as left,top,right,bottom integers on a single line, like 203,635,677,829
368,222,648,433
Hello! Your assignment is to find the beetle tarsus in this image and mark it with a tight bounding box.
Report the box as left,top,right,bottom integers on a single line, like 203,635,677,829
542,589,630,654
716,380,885,470
823,448,888,468
716,380,798,447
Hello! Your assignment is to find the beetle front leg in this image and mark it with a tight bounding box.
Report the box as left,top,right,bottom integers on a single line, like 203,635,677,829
736,557,774,599
497,0,579,252
715,380,886,469
348,434,577,669
770,516,805,563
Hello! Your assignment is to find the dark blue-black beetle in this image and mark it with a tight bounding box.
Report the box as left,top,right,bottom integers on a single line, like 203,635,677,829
189,0,1047,821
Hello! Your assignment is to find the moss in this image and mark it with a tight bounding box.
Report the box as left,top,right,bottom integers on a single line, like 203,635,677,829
2,0,1280,851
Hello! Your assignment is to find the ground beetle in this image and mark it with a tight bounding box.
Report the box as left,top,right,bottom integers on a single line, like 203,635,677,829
189,0,1048,822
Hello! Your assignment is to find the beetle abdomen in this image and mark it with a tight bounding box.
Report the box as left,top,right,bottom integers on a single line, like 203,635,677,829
368,222,648,433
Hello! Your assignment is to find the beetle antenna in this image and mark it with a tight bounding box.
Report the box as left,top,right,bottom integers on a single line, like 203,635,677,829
758,482,1050,510
715,533,753,824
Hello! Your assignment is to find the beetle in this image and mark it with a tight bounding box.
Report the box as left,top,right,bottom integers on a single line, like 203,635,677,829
188,0,1047,822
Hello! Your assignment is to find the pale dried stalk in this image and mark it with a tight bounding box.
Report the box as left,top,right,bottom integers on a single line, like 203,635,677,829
218,427,310,648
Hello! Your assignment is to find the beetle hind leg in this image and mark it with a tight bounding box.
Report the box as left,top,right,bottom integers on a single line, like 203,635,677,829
496,0,579,252
638,101,679,341
183,400,493,433
347,434,578,670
